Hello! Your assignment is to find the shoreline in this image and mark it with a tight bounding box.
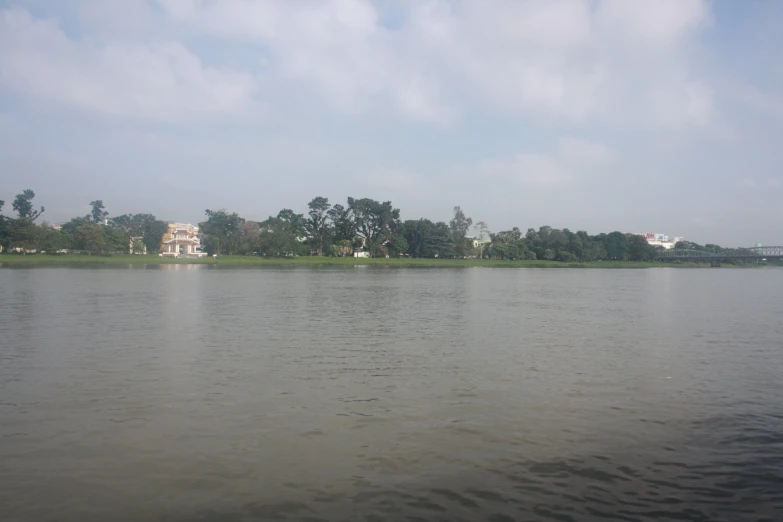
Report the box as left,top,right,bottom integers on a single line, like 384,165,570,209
0,254,752,268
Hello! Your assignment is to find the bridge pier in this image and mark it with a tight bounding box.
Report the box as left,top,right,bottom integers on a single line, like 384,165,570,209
711,259,721,268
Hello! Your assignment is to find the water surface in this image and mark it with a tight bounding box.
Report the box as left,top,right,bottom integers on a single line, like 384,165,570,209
1,266,782,521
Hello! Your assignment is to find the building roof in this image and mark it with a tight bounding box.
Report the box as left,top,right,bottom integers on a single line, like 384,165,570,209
164,238,199,245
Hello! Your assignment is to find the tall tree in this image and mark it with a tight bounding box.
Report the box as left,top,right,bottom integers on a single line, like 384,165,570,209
276,209,307,238
402,219,454,258
474,221,490,258
0,200,6,247
199,209,245,255
257,216,307,257
12,190,45,221
327,203,356,243
306,197,331,255
108,213,165,254
601,231,630,261
143,220,168,254
90,200,108,223
4,218,42,251
628,235,657,261
449,206,473,257
73,223,106,254
348,197,400,257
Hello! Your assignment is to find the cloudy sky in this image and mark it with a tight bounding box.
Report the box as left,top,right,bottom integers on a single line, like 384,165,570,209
1,0,781,245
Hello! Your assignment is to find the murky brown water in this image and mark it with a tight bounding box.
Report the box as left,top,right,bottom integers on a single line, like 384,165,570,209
1,266,782,521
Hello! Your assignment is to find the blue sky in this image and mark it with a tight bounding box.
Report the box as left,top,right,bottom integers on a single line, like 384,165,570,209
1,0,781,246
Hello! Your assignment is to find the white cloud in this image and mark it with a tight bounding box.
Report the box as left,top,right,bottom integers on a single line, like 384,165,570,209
737,178,757,189
0,8,256,121
595,0,710,50
0,0,718,128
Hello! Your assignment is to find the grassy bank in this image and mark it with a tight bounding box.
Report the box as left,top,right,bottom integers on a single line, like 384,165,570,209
0,253,717,268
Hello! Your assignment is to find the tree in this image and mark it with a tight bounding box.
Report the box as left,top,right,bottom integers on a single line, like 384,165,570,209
257,216,307,257
402,219,454,258
327,203,356,244
39,226,68,252
131,239,145,254
306,197,332,255
328,239,353,257
474,221,490,258
108,213,165,254
12,190,44,221
90,200,108,223
628,235,657,261
4,218,41,251
0,200,6,248
73,223,106,254
388,234,408,257
601,231,630,261
276,209,307,238
237,221,262,255
199,209,245,255
348,197,400,257
449,206,473,257
143,220,167,254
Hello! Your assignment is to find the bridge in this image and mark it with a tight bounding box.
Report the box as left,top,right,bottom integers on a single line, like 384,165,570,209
656,246,783,265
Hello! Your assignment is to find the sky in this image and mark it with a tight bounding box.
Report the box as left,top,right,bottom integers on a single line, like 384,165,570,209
0,0,781,246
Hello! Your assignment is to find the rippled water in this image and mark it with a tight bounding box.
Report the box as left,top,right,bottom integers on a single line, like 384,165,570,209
1,266,782,521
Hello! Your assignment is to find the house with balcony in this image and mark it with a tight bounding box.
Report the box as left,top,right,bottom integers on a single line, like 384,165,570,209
160,223,207,258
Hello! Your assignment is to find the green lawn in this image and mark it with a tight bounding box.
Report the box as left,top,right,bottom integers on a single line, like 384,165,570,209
0,253,716,268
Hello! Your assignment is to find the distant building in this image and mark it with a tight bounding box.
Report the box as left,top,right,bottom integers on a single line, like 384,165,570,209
160,223,206,258
636,232,683,250
466,236,491,248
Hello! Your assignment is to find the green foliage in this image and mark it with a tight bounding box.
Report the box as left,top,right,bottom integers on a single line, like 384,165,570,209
348,197,401,257
0,200,6,247
1,189,737,266
402,219,454,258
4,218,42,251
90,200,108,223
39,227,69,252
449,206,473,257
628,235,657,261
109,213,166,253
484,226,639,262
131,239,146,254
256,215,308,257
12,189,44,221
328,239,353,257
326,203,356,243
143,220,167,254
73,223,107,254
199,209,245,255
306,197,331,255
388,234,408,257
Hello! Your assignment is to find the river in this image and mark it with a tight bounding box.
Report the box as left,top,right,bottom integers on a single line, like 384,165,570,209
1,266,782,521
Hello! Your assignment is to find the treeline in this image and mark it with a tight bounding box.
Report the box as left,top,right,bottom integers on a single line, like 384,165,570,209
0,190,663,261
194,196,661,261
0,191,167,254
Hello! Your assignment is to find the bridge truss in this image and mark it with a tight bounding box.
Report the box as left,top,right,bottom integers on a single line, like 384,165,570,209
657,246,783,261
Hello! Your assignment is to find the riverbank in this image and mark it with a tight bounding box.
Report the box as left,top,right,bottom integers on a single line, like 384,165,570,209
0,254,721,268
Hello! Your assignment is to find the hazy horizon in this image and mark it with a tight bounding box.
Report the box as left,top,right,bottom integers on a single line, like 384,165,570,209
1,0,782,247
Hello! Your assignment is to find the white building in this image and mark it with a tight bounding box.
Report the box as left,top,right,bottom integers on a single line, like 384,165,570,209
160,223,207,258
637,233,683,250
